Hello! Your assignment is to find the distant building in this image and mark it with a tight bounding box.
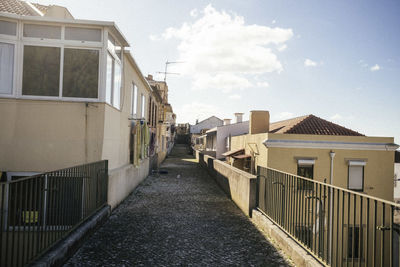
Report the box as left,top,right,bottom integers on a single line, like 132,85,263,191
190,116,223,134
204,113,249,159
394,151,400,202
228,111,398,201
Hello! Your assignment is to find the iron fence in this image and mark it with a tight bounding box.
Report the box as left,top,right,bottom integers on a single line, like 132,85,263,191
257,166,400,267
0,160,108,267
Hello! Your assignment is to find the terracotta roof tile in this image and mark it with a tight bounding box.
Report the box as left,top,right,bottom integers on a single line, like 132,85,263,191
32,3,49,14
270,114,364,136
0,0,34,15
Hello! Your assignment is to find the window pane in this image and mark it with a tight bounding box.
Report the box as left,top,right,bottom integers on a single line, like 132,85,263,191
349,166,363,190
0,20,17,36
141,94,145,118
105,54,113,104
22,46,60,96
65,27,101,42
131,84,137,115
0,42,14,94
112,61,121,108
23,24,61,39
62,48,99,98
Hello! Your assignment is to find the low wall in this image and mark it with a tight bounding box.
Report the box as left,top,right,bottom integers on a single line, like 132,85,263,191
108,158,149,209
196,150,256,216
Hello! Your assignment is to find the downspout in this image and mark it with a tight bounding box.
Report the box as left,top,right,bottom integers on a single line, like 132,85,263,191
329,150,335,264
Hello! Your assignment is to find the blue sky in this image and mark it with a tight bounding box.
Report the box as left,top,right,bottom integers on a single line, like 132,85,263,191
37,0,400,143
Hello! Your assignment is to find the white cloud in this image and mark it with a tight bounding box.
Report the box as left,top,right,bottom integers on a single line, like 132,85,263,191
256,81,269,88
175,102,222,123
272,20,276,24
229,94,241,100
277,44,287,51
190,8,198,17
274,112,294,121
149,34,160,41
330,114,342,121
192,73,252,92
160,4,293,92
304,59,317,67
370,64,380,72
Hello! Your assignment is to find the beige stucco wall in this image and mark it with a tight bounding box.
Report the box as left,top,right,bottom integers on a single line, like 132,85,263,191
102,53,151,171
267,133,395,201
0,99,104,172
232,132,395,201
107,158,149,209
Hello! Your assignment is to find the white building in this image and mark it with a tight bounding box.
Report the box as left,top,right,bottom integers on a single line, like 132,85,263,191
190,116,223,134
395,151,400,202
205,113,249,159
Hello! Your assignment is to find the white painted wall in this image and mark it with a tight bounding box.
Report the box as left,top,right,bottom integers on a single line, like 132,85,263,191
216,121,249,159
395,163,400,201
190,116,223,134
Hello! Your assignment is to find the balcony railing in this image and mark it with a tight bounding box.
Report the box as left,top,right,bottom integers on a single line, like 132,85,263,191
0,160,108,267
257,166,400,267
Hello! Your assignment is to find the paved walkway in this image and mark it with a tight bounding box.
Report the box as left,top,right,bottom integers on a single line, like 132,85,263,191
66,145,289,266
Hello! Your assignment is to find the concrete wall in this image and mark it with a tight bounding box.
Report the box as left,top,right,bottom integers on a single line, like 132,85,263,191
0,99,105,172
107,158,149,209
215,121,249,159
196,150,257,216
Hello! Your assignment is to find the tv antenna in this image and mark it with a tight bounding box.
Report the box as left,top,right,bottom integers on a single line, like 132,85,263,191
157,60,185,82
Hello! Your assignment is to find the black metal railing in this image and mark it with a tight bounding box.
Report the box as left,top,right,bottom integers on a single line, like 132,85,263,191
0,160,108,267
257,166,399,267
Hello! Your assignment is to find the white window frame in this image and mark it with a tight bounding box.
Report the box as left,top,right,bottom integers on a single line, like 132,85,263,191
105,32,122,109
131,83,137,116
0,20,104,102
141,93,145,118
348,161,365,191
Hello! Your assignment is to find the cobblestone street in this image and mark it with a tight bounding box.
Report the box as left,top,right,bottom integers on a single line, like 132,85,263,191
66,145,290,266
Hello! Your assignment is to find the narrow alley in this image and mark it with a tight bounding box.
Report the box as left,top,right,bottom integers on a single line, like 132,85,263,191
66,144,289,266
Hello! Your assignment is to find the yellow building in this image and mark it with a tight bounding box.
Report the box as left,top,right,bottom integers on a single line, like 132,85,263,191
230,111,398,201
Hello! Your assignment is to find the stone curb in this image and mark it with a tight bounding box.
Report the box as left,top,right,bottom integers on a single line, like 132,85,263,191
251,209,323,267
30,205,111,267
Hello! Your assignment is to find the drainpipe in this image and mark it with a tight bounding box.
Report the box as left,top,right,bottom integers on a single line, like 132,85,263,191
329,150,335,264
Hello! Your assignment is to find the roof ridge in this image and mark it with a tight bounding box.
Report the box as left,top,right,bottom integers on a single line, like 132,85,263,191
270,114,310,125
287,114,364,136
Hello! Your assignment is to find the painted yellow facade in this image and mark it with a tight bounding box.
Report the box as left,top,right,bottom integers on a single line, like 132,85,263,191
231,114,397,202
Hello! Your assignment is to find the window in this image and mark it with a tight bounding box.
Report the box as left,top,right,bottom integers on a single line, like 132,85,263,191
23,24,61,39
106,54,113,104
348,161,365,191
297,159,314,190
65,27,101,42
131,84,137,116
22,46,60,96
347,226,362,259
0,42,14,94
62,48,99,98
113,61,121,108
0,20,17,36
105,53,121,109
141,94,145,118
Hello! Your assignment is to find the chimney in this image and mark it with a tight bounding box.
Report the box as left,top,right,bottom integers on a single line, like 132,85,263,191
234,112,244,123
223,119,231,125
147,74,153,80
249,110,270,134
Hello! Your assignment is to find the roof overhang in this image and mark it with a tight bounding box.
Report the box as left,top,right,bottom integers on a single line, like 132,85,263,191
124,51,152,92
206,127,217,134
0,12,130,46
263,139,400,151
222,148,244,157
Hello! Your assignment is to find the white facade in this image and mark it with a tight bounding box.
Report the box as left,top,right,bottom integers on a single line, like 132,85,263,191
206,121,249,159
190,116,223,134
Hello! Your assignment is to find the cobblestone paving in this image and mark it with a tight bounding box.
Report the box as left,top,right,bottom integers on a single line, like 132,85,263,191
66,145,290,266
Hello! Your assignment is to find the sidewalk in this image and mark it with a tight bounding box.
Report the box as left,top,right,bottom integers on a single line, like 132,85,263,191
65,145,289,266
